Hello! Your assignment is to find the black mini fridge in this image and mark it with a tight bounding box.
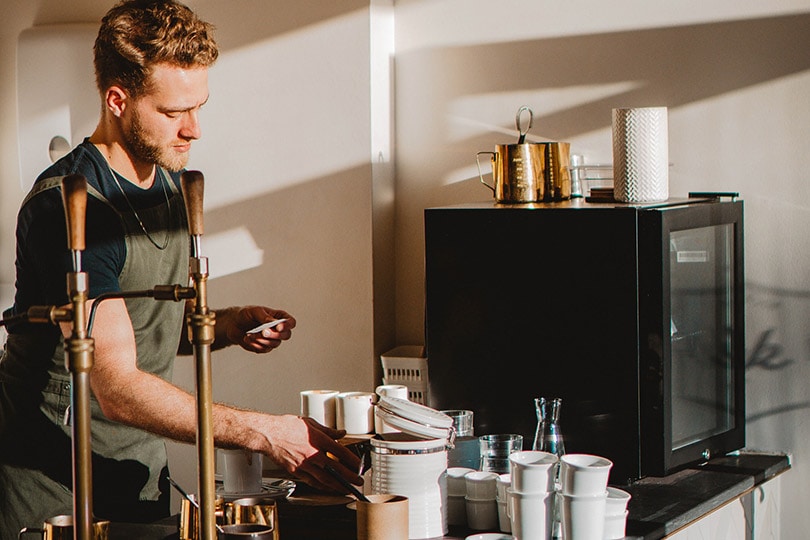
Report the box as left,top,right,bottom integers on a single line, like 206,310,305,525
424,196,745,484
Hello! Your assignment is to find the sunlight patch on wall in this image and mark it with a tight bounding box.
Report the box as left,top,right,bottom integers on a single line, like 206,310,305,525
203,226,264,280
188,9,372,211
447,81,642,142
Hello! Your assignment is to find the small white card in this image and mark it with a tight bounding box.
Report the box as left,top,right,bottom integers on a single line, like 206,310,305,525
246,318,288,334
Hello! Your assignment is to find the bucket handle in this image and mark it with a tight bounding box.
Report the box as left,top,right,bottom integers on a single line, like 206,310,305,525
476,151,497,193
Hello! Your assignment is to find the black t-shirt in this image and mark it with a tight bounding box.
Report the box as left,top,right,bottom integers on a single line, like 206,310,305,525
9,139,183,321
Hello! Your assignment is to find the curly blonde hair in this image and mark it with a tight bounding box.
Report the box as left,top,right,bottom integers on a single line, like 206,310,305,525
94,0,219,98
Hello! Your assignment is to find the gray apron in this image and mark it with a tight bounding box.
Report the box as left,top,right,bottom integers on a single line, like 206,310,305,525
0,169,188,535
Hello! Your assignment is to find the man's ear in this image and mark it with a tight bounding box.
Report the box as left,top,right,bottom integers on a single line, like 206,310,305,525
105,85,128,117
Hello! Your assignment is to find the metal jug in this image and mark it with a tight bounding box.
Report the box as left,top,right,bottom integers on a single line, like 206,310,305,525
477,106,546,203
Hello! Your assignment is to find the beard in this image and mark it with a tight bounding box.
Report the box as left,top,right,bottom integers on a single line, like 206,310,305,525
123,108,189,173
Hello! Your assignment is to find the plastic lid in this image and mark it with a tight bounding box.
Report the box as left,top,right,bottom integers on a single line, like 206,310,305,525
376,396,454,441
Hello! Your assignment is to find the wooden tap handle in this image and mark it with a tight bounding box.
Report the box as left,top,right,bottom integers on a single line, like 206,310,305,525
62,174,87,251
181,170,205,236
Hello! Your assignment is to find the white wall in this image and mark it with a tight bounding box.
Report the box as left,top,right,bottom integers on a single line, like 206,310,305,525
391,0,810,537
2,0,810,535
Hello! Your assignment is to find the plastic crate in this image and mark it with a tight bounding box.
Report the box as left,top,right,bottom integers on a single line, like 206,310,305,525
380,345,428,405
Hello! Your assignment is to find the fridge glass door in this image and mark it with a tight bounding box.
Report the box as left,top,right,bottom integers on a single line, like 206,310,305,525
669,223,735,450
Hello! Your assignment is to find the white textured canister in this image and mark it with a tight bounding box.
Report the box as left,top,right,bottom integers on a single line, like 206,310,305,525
370,435,448,539
612,107,669,203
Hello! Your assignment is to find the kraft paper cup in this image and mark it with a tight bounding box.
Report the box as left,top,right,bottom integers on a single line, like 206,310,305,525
560,453,612,496
300,389,339,428
509,450,558,494
356,494,409,540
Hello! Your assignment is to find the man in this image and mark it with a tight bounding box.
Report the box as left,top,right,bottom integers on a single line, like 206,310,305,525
0,0,360,535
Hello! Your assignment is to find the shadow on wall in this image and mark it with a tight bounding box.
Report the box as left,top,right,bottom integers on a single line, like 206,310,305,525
746,281,810,425
395,12,810,194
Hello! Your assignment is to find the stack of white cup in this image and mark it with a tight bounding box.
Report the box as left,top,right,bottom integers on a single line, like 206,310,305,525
495,473,511,533
464,470,499,531
506,450,558,540
559,454,613,540
446,467,474,526
604,486,631,539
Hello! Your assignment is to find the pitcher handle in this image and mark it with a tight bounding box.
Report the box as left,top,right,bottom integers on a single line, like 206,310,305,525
476,151,496,193
18,527,44,540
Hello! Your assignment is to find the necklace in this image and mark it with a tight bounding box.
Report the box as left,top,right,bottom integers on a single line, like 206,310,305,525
106,163,172,250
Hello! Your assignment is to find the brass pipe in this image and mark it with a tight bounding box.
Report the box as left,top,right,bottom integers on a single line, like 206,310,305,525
181,171,217,540
62,174,94,540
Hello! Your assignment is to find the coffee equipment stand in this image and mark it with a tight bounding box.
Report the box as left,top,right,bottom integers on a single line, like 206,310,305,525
1,171,217,539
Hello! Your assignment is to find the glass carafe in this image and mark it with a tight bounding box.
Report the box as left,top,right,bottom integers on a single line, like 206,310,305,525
533,397,565,539
533,397,565,456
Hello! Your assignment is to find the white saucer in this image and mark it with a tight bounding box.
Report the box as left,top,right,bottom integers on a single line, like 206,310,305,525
215,478,296,502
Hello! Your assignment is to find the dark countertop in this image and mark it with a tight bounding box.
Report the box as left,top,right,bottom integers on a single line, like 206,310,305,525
621,452,790,539
105,452,790,540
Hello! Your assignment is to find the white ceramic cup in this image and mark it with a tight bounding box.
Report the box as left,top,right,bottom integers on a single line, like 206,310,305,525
509,450,558,494
336,391,375,434
465,497,498,530
374,385,409,433
560,453,613,496
605,486,632,516
465,470,499,501
506,488,553,540
495,473,510,502
446,494,467,527
222,449,263,494
604,509,629,539
560,491,607,540
447,467,476,497
300,389,339,428
497,499,511,533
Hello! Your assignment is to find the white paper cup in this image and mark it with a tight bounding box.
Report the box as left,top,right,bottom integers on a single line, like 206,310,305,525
300,389,339,428
506,488,553,540
560,492,607,540
604,509,629,539
222,449,263,494
465,470,499,501
560,453,613,496
336,391,375,434
605,486,632,516
509,450,558,494
465,497,498,530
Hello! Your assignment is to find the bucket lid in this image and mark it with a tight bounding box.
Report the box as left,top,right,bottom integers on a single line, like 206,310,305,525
375,396,455,443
